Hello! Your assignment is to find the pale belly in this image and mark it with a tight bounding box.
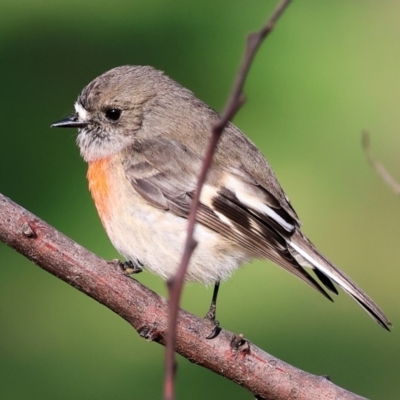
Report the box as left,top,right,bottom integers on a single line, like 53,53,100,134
87,157,249,285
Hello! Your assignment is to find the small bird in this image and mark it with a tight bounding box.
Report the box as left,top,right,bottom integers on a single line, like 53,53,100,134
52,65,391,333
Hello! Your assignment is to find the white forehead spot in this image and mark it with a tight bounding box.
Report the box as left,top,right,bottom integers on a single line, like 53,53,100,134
74,102,88,121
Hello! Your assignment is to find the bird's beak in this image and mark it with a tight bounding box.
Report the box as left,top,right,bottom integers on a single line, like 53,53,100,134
51,114,87,128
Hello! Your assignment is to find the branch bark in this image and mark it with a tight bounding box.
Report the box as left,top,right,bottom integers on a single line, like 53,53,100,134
0,193,368,400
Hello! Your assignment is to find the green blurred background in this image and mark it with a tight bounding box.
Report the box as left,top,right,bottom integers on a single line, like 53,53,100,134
1,0,399,398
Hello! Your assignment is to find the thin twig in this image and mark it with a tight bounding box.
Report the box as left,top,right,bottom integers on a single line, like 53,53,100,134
164,1,292,399
362,130,400,195
0,192,368,400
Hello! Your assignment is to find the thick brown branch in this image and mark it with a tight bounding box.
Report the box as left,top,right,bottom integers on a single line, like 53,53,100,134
165,1,292,398
362,131,400,195
0,192,367,400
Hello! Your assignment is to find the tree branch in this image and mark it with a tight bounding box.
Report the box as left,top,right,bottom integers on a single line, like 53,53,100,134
362,130,400,195
165,1,292,398
0,194,369,400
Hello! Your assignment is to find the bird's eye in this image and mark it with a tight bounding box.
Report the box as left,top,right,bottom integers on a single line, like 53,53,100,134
105,108,122,122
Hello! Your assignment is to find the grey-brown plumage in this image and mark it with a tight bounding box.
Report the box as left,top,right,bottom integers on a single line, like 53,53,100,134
52,65,391,331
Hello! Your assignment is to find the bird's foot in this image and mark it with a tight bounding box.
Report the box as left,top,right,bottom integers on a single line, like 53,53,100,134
109,259,143,276
204,303,221,340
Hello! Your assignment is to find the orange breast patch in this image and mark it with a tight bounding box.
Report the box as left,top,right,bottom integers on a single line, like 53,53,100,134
87,158,112,225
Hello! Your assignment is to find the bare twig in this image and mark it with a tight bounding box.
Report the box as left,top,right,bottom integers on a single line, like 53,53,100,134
0,192,368,400
164,1,292,399
362,131,400,195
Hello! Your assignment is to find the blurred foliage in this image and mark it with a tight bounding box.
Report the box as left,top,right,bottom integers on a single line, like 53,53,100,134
0,1,399,399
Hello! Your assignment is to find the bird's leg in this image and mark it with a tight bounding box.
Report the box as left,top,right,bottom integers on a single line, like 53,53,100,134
204,281,221,339
109,258,143,275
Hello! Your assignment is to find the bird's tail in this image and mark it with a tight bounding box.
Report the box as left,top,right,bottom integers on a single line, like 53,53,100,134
288,231,391,331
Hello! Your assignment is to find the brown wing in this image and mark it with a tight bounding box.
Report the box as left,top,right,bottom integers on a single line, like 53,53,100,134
123,137,332,301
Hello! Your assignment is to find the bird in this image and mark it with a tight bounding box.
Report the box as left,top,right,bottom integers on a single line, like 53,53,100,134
52,65,391,334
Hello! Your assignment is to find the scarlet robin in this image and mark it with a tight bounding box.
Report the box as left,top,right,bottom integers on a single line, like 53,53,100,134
52,65,391,332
